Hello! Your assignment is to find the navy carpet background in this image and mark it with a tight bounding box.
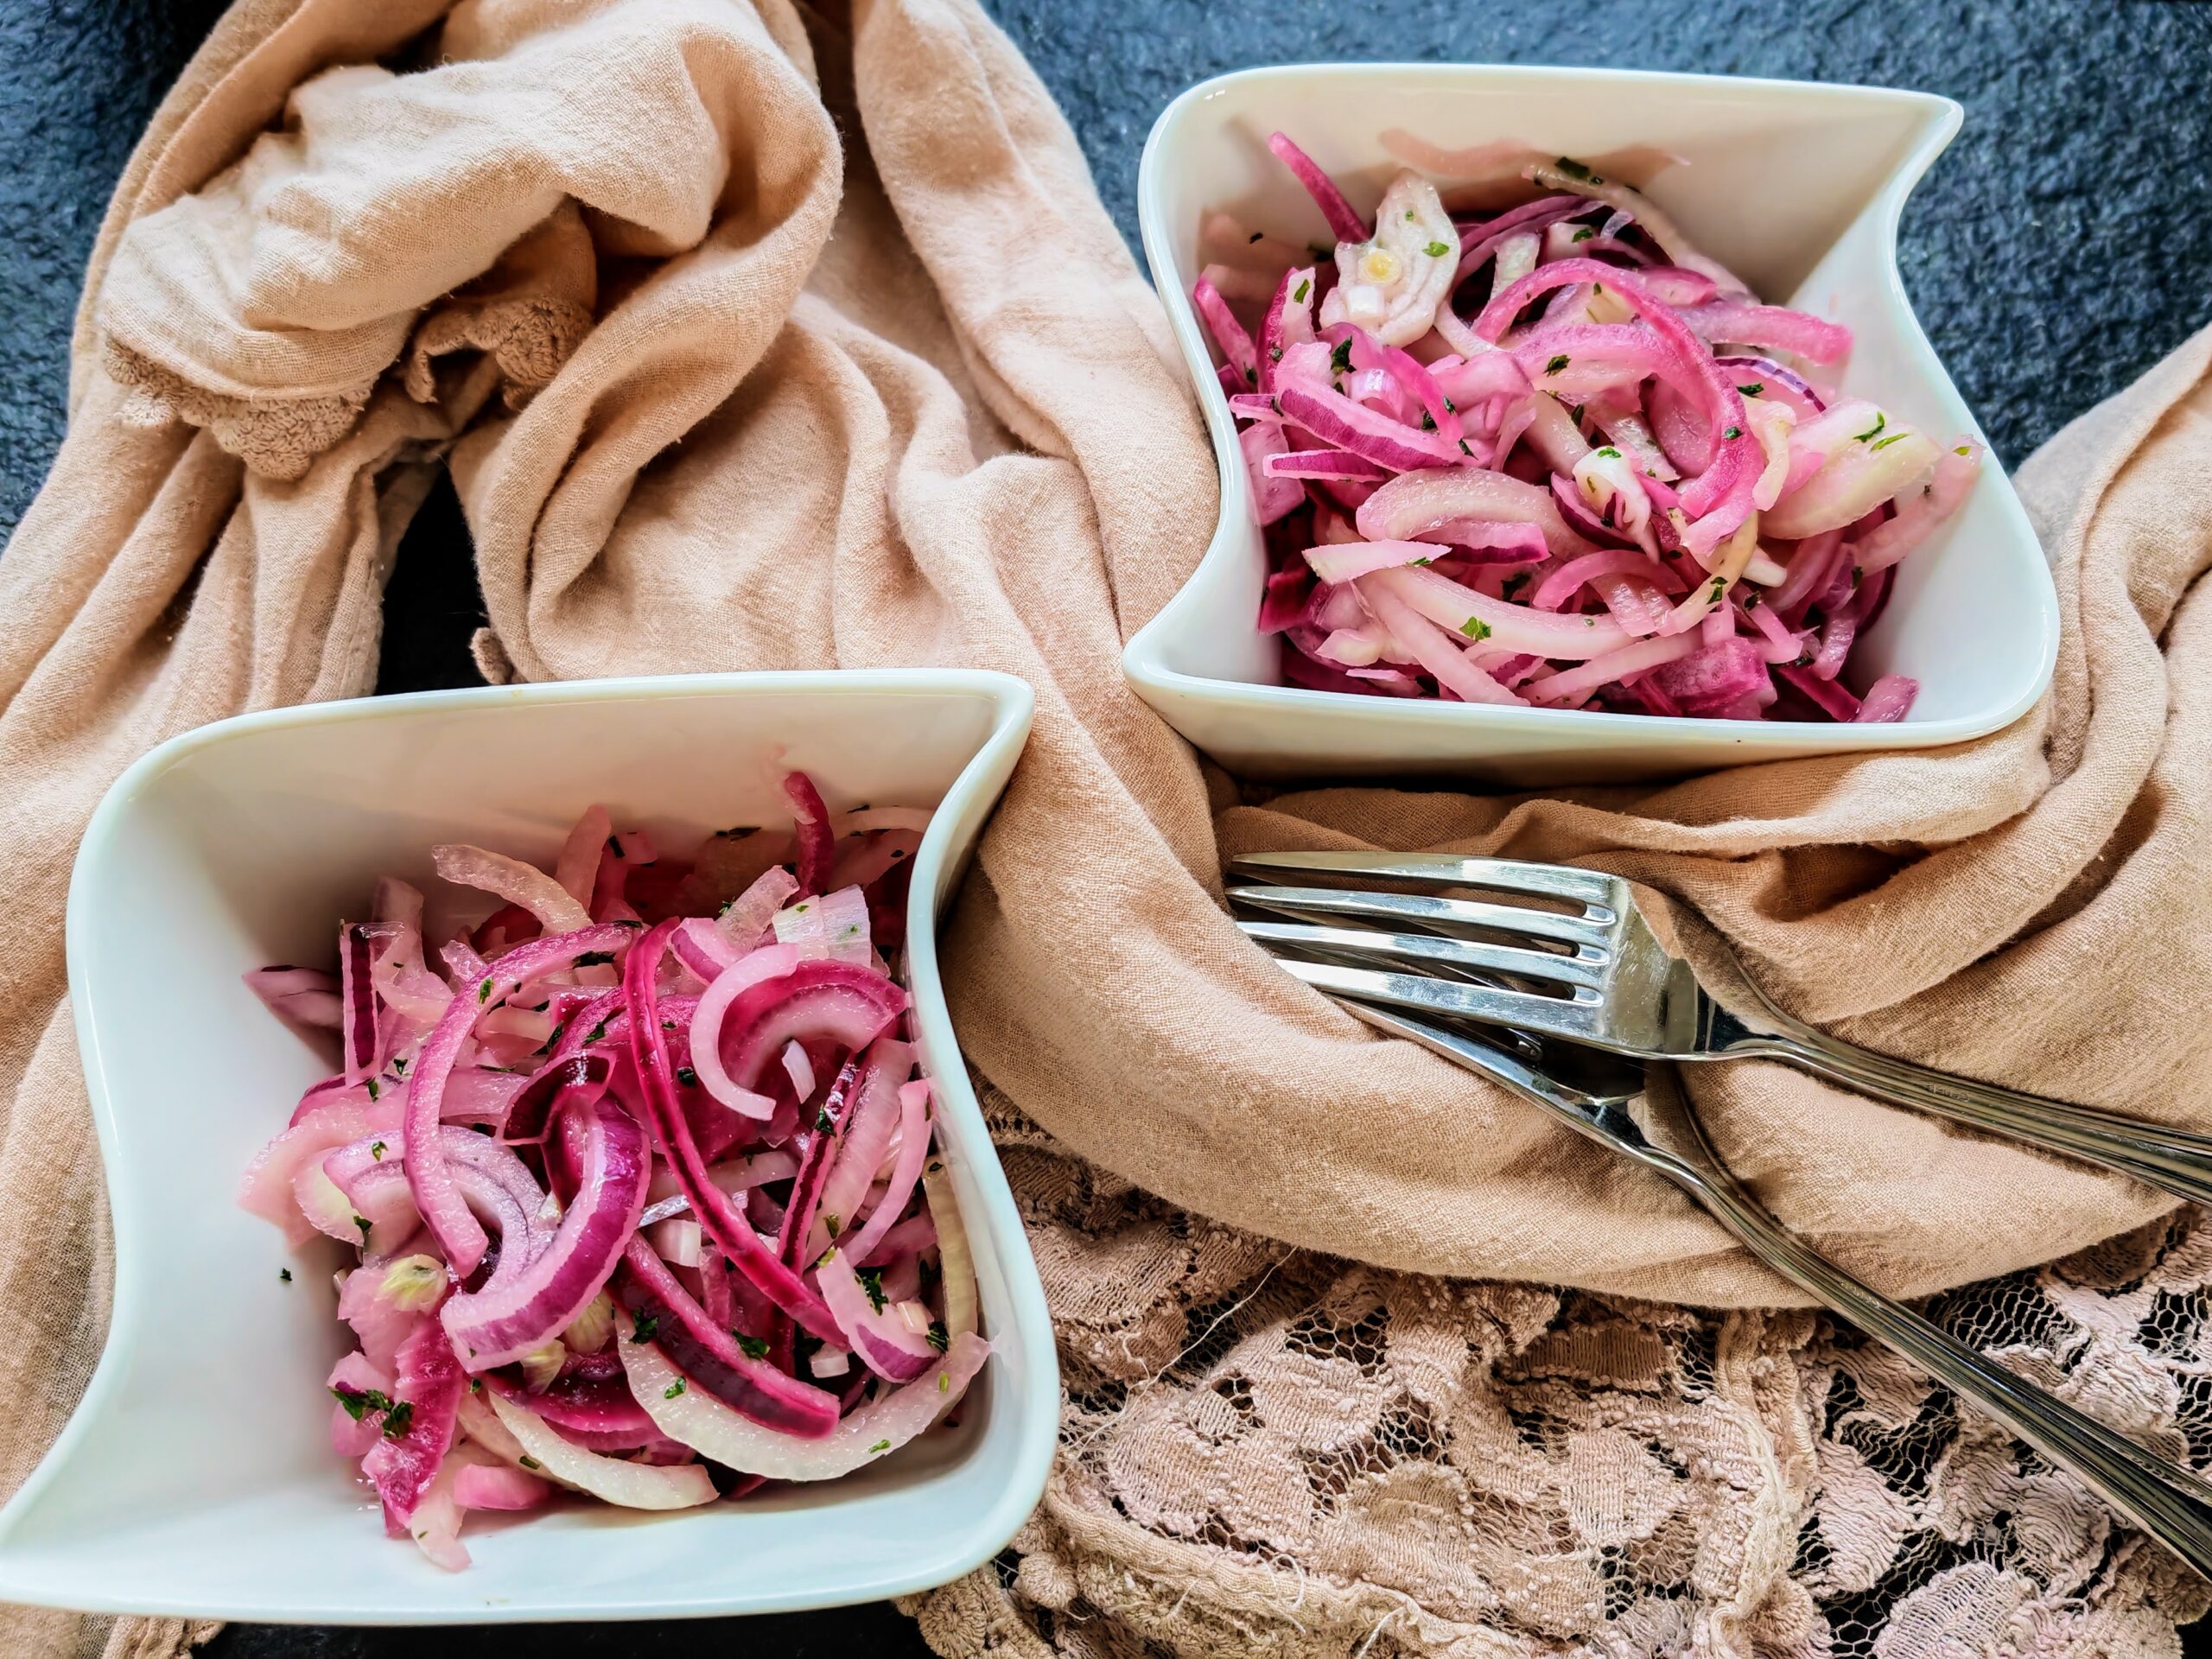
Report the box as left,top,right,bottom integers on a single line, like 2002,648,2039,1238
3,2,2208,1653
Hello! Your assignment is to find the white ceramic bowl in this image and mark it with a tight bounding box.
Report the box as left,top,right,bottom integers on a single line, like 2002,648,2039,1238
1127,64,2061,784
0,671,1055,1624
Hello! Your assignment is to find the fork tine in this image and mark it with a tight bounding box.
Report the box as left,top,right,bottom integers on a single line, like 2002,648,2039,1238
1236,919,1607,994
1227,882,1611,951
1229,851,1619,913
1265,956,1607,1046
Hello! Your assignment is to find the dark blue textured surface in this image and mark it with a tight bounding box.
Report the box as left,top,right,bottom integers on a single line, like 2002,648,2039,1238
3,3,2209,1654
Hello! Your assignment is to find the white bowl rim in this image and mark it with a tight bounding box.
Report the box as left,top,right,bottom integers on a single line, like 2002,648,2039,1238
13,667,1057,1622
1124,61,2061,756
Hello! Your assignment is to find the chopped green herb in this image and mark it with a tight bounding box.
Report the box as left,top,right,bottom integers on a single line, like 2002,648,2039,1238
278,1268,292,1282
1869,431,1910,452
823,1214,841,1237
869,1440,892,1455
664,1380,687,1400
1459,438,1474,456
574,950,615,968
1853,411,1888,443
365,1077,379,1101
1544,354,1570,377
607,836,625,859
470,1378,482,1395
1850,566,1864,589
330,1385,391,1421
1420,409,1435,430
816,1105,836,1133
1411,556,1433,566
927,1321,949,1354
370,1141,387,1162
1249,230,1265,243
1710,578,1726,600
353,1216,372,1243
1329,338,1355,377
479,979,493,1003
519,1455,541,1471
1736,382,1764,397
582,1020,608,1046
736,1333,771,1360
392,1056,409,1076
1268,345,1281,362
661,1018,677,1031
1554,156,1596,182
1403,209,1416,221
1422,239,1451,258
1292,277,1311,303
630,1312,659,1344
382,1401,414,1439
1571,226,1595,243
676,1065,698,1088
1245,365,1258,385
1742,589,1763,609
1955,444,1974,456
927,1160,944,1175
1459,617,1492,642
1722,426,1742,440
1596,446,1622,460
858,1268,888,1313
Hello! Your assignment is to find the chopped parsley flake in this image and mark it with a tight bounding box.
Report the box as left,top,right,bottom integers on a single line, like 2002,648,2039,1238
858,1268,888,1313
676,1066,698,1088
938,1373,950,1394
381,1401,415,1439
736,1333,770,1360
1245,365,1257,385
1853,411,1888,443
1596,446,1622,460
370,1141,386,1161
1544,354,1570,376
365,1078,378,1101
927,1321,949,1354
1459,617,1492,642
607,836,625,859
823,1214,841,1237
582,1020,608,1046
1736,383,1764,397
629,1312,659,1344
816,1105,836,1133
1249,229,1265,243
574,950,615,968
1723,426,1742,440
1329,338,1354,377
1571,226,1595,243
479,980,493,1003
278,1268,292,1282
664,1380,686,1400
1955,444,1974,456
1293,278,1310,303
353,1216,372,1242
869,1440,891,1455
1458,438,1474,456
1403,209,1416,221
1422,240,1451,257
519,1456,541,1471
330,1385,391,1421
1869,431,1910,451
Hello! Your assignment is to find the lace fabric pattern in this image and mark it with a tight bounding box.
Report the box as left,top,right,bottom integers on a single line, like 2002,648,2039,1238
904,1096,2212,1658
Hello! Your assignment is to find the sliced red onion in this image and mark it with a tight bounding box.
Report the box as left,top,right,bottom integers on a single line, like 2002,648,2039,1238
1260,264,1319,394
238,1096,404,1246
360,1318,467,1535
1854,675,1918,723
619,1309,988,1481
1274,383,1466,473
1241,422,1306,522
439,1096,649,1370
432,843,593,936
1192,275,1259,391
817,1249,937,1382
1265,131,1367,245
623,922,842,1343
772,884,873,966
1356,467,1590,559
840,1078,932,1265
803,1038,913,1262
480,1391,715,1510
1851,442,1981,575
453,1461,550,1512
1366,563,1630,661
783,772,834,898
683,943,797,1119
327,1351,393,1459
1676,301,1850,365
1519,633,1699,705
339,925,378,1083
615,1238,838,1436
248,965,343,1033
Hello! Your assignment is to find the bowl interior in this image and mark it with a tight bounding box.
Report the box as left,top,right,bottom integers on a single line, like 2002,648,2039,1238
1129,66,2057,778
2,673,1052,1623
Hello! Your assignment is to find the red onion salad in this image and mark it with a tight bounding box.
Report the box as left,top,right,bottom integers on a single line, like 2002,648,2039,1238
238,779,985,1570
1196,138,1985,722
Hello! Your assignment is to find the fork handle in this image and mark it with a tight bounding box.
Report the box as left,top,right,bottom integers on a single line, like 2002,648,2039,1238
1666,1138,2212,1580
1712,1009,2212,1209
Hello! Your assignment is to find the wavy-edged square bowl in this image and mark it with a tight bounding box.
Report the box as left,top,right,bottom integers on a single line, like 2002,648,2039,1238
0,670,1054,1624
1127,64,2060,784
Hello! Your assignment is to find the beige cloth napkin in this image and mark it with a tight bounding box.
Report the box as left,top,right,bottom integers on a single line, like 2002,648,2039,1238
3,0,2208,1651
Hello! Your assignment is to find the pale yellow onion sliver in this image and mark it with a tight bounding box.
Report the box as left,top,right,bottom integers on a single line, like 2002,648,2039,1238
481,1390,715,1510
431,843,593,936
920,1164,979,1342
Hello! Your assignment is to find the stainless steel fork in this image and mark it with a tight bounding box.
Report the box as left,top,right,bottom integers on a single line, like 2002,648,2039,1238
1332,999,2212,1582
1230,850,2212,1207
